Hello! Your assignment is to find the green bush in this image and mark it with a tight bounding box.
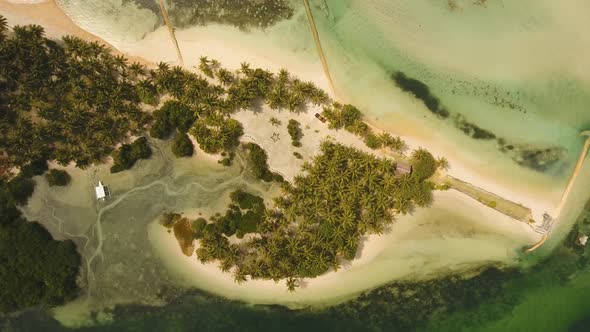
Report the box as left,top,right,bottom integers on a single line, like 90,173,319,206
0,221,81,313
230,189,264,210
191,118,244,154
0,180,80,314
110,137,152,173
364,133,383,149
287,119,302,142
159,212,181,228
272,173,285,183
7,176,35,206
150,100,196,139
150,110,173,139
243,143,274,182
237,210,259,233
293,152,302,159
45,169,71,186
20,159,48,178
172,133,194,157
411,148,437,180
193,218,208,239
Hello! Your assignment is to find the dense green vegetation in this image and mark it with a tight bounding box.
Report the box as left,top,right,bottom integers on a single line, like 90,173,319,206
218,151,236,167
0,24,149,169
322,103,406,152
0,176,80,313
197,189,266,240
1,19,329,172
242,142,282,182
19,158,48,178
191,142,435,290
287,119,302,147
1,16,442,305
6,175,35,206
410,148,438,180
171,133,194,157
110,137,152,173
150,100,196,138
45,169,71,186
190,118,243,154
266,68,329,111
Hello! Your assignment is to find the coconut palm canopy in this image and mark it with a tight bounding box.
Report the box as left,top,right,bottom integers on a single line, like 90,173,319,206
193,141,435,290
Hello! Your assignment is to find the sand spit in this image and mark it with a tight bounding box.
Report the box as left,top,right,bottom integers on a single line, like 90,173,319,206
148,188,538,306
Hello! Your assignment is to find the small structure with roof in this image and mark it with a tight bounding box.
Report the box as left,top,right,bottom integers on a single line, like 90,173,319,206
94,181,111,201
395,162,413,176
579,234,588,246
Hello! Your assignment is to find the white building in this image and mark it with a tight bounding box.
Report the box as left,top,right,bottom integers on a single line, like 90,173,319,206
95,181,111,201
579,234,588,246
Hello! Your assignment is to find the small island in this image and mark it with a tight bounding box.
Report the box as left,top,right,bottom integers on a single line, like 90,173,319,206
0,12,547,313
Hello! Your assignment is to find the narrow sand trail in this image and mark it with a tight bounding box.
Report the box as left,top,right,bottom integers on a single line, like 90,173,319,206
157,0,183,66
526,130,590,252
303,0,337,98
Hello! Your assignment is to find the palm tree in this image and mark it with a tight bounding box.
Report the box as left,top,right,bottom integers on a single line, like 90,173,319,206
199,56,214,78
157,61,170,73
232,266,248,284
216,68,234,86
129,62,145,78
310,88,328,106
0,16,10,43
240,62,251,76
437,156,449,170
113,54,128,71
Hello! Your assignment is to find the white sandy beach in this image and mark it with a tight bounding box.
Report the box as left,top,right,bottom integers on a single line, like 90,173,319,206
0,0,555,307
148,188,538,306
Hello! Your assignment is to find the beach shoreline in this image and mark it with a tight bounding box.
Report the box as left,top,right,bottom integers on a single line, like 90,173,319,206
148,188,538,306
0,0,548,305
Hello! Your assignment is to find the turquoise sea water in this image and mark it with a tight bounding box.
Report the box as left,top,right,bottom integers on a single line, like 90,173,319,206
3,1,590,331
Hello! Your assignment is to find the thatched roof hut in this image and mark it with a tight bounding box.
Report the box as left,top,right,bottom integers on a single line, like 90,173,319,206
395,162,413,176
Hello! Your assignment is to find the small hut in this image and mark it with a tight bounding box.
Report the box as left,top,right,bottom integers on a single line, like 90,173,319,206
395,162,413,176
95,181,111,201
579,234,588,246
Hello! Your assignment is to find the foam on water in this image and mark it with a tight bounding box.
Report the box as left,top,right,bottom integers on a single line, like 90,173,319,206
55,0,160,48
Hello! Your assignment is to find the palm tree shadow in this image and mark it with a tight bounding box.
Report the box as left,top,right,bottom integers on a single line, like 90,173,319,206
249,98,265,114
354,225,394,261
296,102,310,114
298,278,309,289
